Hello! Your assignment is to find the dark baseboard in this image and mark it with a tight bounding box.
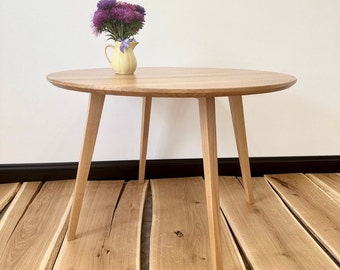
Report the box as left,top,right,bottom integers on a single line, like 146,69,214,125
0,156,339,183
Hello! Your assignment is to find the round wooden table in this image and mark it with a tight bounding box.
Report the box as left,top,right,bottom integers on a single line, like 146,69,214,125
47,67,296,270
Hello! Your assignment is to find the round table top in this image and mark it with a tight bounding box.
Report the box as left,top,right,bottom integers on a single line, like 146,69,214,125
47,67,296,98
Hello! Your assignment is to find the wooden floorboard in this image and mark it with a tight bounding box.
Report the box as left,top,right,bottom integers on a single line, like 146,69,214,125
0,182,21,211
150,177,245,270
150,177,211,270
54,180,148,270
0,180,74,270
219,176,338,270
305,173,340,204
265,173,340,262
54,180,124,269
0,182,42,256
0,173,338,269
103,180,148,270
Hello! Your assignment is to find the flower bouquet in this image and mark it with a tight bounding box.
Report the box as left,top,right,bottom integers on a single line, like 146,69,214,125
92,0,145,74
92,0,145,52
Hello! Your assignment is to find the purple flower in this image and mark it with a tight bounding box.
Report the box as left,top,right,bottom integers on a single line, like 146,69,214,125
92,9,111,28
97,0,116,10
133,10,144,22
111,5,135,23
92,0,145,41
134,5,145,15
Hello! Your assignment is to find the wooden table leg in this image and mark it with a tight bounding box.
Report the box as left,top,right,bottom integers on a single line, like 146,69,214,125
138,96,152,184
67,93,105,240
198,97,223,270
228,96,254,204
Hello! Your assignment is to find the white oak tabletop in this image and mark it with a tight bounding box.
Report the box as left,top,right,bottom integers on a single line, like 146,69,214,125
47,67,296,97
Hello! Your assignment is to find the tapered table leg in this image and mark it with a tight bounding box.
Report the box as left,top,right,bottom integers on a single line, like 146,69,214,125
138,96,152,184
198,97,223,270
228,96,254,204
67,93,105,240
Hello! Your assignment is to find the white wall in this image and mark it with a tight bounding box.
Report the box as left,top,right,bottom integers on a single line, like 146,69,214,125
0,0,339,164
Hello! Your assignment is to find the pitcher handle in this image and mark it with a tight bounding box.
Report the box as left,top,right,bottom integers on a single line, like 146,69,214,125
104,45,114,64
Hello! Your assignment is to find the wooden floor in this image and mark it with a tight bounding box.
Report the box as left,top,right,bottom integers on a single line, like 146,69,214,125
0,173,339,269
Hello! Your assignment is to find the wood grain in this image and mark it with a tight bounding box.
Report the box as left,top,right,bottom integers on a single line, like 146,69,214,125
139,96,152,184
0,182,42,256
47,67,297,270
306,173,340,204
219,176,338,270
47,68,297,97
150,177,245,270
0,175,338,269
68,93,106,240
220,214,246,270
103,180,148,269
0,180,74,270
53,181,124,270
198,97,223,270
265,173,340,262
150,177,210,270
0,183,21,211
228,96,254,204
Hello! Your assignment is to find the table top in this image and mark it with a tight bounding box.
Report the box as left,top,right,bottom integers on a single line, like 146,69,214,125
47,67,296,98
